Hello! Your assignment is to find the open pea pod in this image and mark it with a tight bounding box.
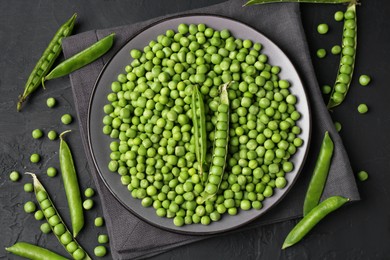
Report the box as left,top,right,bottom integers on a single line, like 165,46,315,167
26,172,91,260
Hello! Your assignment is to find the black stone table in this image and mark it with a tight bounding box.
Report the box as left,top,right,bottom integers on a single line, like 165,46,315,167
1,1,389,259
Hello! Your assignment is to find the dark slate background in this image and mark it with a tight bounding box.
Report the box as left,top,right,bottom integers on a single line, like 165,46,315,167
1,0,389,259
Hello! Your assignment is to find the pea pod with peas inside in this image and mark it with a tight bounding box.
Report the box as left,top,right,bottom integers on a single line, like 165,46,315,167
17,13,77,112
6,242,68,260
282,195,349,249
43,33,115,85
59,130,84,238
26,172,91,260
202,82,231,202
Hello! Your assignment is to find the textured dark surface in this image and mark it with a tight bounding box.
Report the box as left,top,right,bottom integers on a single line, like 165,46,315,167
1,0,389,260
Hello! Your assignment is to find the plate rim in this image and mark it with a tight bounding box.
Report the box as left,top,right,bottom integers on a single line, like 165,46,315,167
87,13,312,235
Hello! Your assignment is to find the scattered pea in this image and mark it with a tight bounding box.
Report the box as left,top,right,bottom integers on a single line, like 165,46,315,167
30,153,41,163
83,199,94,210
46,97,57,108
34,210,44,221
94,246,107,257
48,130,58,140
359,75,371,86
334,11,344,22
84,187,95,198
61,114,73,125
357,104,368,114
98,234,109,244
317,23,329,34
40,222,52,234
321,85,332,95
46,167,58,177
32,129,43,139
334,121,342,132
357,171,368,181
24,183,34,193
24,201,36,213
94,217,104,227
9,171,20,182
331,45,342,55
316,49,327,59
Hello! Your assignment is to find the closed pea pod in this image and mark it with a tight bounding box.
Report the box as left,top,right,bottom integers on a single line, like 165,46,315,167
6,242,68,260
282,196,349,249
25,172,91,260
328,3,357,108
303,131,334,216
202,82,231,202
17,13,77,111
43,33,115,83
59,130,84,237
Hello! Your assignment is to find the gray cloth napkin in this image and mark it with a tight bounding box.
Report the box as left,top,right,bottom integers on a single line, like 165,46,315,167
62,1,360,259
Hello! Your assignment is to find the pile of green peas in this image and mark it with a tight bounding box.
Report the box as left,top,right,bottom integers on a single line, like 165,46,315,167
102,23,303,226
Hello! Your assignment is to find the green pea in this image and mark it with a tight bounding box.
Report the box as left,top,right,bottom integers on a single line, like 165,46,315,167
357,104,368,114
321,85,331,95
359,75,371,86
47,130,58,140
34,210,44,220
24,183,34,193
83,199,94,210
331,45,341,55
94,217,104,227
316,48,326,58
84,187,95,197
317,23,329,34
94,245,107,257
334,11,344,21
46,97,57,108
24,201,36,213
40,222,52,234
98,234,109,244
47,167,57,177
9,171,20,182
334,121,342,132
61,114,73,125
30,153,41,163
357,171,368,181
32,129,43,139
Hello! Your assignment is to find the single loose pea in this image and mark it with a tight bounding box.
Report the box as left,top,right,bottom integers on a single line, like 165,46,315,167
24,201,36,213
47,130,58,140
24,183,34,193
321,85,331,94
334,11,344,21
316,49,326,58
331,45,341,55
359,75,371,86
9,171,20,182
357,171,368,181
46,167,57,177
85,187,95,198
46,97,57,108
61,114,73,125
32,129,43,139
357,104,368,114
94,245,107,257
317,23,329,34
83,199,94,210
334,121,342,132
30,153,41,163
40,222,52,234
94,217,104,227
98,234,109,244
34,210,44,220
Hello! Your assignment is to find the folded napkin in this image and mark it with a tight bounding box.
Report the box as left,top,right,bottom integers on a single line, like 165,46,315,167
62,0,360,259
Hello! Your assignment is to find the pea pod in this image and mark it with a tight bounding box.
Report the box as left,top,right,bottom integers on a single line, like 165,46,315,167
43,33,115,84
17,13,77,112
202,82,231,202
303,131,334,216
328,3,357,108
6,242,68,260
25,173,91,260
244,0,356,6
192,85,207,180
59,130,84,238
283,196,349,249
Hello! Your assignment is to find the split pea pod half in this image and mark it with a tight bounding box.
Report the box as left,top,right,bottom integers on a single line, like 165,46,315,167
17,13,77,112
303,131,334,216
43,33,115,84
282,195,349,249
6,242,68,260
192,85,207,181
328,3,357,108
202,82,231,202
25,173,91,260
244,0,356,6
59,130,84,237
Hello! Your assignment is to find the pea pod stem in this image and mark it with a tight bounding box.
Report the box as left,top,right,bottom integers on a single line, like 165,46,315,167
192,85,207,181
244,0,357,6
283,196,349,249
6,242,68,260
59,130,84,238
303,131,334,216
25,172,91,260
17,13,77,112
43,33,115,85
